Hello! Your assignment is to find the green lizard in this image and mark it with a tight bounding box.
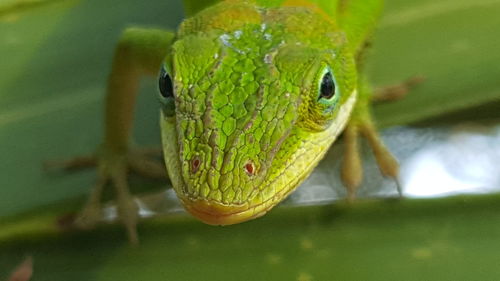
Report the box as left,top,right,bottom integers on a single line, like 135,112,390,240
68,0,406,243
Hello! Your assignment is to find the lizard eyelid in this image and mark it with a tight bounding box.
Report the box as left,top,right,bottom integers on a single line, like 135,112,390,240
316,66,341,108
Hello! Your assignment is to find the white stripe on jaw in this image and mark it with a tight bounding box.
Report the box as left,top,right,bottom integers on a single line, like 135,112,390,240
325,88,358,141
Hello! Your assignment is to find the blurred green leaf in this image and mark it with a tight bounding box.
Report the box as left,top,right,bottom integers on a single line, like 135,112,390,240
369,0,500,126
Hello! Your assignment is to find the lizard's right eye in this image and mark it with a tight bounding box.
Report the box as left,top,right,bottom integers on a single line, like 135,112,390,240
159,65,176,117
159,65,174,99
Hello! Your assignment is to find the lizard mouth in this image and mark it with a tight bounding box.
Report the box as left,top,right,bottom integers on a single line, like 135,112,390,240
178,173,303,225
180,197,270,225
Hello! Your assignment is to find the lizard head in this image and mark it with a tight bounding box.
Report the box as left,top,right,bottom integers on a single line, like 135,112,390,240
159,2,358,225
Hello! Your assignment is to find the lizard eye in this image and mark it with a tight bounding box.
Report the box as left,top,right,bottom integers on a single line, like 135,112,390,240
159,65,174,99
158,64,176,117
318,69,336,102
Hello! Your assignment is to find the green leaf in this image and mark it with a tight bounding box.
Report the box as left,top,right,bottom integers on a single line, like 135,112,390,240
369,0,500,127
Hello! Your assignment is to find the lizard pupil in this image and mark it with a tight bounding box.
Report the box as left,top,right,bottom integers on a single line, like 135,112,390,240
159,67,174,99
319,71,335,100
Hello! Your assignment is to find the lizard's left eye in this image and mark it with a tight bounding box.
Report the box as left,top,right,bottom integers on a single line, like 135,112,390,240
158,64,176,117
318,69,336,102
159,65,174,99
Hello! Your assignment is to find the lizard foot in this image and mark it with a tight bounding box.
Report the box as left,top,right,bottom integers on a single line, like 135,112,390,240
47,146,167,244
372,75,425,103
341,120,401,201
340,75,423,199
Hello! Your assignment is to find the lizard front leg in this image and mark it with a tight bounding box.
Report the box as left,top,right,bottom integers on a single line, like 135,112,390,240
72,27,175,244
341,77,400,200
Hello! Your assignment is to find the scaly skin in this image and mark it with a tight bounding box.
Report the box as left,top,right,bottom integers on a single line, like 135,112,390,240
160,0,384,224
65,0,395,242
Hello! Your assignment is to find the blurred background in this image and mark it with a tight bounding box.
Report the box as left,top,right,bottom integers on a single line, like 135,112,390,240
0,0,499,280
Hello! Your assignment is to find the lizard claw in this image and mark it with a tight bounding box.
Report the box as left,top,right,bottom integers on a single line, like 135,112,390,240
372,75,425,103
341,125,363,199
340,121,402,199
340,75,423,199
49,146,166,243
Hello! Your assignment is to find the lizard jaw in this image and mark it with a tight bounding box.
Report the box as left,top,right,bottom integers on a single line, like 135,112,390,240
181,197,269,225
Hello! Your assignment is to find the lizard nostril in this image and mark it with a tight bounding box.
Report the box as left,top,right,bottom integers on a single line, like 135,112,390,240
244,161,256,176
191,156,201,173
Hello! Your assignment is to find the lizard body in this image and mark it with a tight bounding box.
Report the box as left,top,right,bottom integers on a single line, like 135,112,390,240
72,0,397,242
